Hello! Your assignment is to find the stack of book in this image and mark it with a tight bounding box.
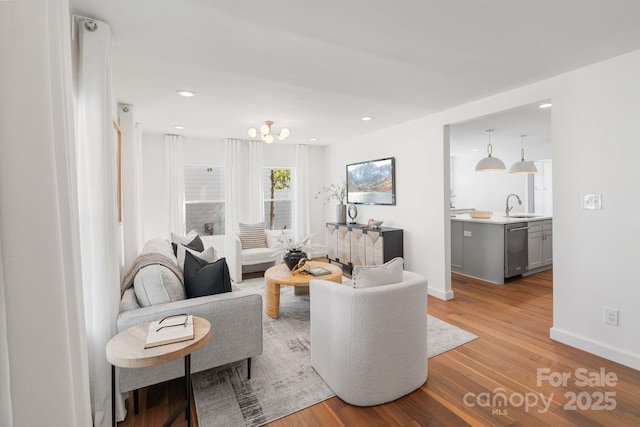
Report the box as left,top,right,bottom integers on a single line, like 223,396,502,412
308,266,332,277
145,314,194,348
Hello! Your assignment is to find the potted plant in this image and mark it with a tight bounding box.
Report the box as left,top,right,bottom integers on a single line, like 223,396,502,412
315,180,347,224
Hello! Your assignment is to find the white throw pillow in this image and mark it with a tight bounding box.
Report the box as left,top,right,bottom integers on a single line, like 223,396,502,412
171,230,198,246
352,257,404,288
176,245,218,272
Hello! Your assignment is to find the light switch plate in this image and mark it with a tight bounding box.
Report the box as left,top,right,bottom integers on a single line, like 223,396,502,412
583,194,602,210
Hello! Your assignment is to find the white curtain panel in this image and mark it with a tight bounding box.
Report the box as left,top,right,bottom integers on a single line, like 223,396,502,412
224,139,265,232
164,134,186,235
295,144,311,242
224,138,241,233
76,17,125,426
0,242,12,427
0,1,92,425
245,140,265,222
119,105,144,269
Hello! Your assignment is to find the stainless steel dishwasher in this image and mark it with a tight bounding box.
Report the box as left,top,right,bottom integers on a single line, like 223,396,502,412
505,222,529,278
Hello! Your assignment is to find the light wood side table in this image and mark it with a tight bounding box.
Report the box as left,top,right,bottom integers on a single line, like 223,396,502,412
264,261,342,319
106,316,211,427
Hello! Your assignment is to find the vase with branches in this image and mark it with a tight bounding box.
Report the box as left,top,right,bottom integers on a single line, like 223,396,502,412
271,229,315,270
315,180,347,223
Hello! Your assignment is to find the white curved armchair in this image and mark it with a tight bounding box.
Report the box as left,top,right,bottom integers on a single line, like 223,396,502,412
225,230,277,283
226,229,327,283
310,271,428,406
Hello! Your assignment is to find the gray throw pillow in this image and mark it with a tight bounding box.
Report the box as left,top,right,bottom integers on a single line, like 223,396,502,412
352,257,404,288
134,264,186,307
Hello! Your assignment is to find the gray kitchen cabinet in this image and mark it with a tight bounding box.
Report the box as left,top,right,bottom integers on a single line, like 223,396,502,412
451,220,464,270
452,221,505,284
451,215,552,284
527,221,543,270
526,219,552,273
542,220,553,266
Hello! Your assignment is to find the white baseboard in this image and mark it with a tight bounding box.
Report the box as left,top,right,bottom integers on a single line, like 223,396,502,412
522,264,552,276
550,327,640,371
428,287,454,301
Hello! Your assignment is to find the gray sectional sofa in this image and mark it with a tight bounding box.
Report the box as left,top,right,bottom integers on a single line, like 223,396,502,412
117,238,263,394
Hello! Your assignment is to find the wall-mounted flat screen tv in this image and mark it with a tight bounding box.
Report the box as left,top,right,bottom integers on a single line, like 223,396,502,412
346,157,396,205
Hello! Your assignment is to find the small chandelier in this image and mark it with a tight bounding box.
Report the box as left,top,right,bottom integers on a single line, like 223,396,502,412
475,129,505,172
248,120,290,144
509,134,538,174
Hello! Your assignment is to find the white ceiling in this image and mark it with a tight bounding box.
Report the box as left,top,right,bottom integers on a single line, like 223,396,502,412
69,0,640,146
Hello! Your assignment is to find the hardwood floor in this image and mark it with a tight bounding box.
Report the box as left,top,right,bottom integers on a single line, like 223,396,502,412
118,270,640,426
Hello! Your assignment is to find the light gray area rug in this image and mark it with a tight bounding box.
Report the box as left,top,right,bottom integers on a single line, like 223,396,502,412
192,278,477,427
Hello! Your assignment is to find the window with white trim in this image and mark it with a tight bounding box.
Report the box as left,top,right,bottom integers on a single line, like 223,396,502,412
184,165,225,235
263,167,293,230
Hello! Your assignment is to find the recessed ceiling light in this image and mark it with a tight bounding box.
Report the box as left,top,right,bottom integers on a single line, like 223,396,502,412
471,148,479,152
539,103,552,109
309,138,318,142
174,125,185,130
361,116,373,121
177,90,195,97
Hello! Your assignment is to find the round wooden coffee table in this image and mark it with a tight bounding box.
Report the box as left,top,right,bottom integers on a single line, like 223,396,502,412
264,261,342,319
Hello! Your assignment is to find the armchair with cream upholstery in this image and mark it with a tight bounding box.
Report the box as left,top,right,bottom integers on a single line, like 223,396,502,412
226,227,326,283
225,229,283,283
310,270,428,406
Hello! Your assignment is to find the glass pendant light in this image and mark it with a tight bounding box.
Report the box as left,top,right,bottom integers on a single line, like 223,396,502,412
509,134,538,174
475,129,505,172
247,120,290,143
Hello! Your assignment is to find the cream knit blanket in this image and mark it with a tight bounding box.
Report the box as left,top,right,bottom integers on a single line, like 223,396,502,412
121,253,184,296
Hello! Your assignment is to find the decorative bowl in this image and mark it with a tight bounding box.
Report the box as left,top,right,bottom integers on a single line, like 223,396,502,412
368,220,384,228
469,210,492,219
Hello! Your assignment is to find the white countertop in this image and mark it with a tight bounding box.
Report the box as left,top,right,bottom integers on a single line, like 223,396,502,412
450,213,552,224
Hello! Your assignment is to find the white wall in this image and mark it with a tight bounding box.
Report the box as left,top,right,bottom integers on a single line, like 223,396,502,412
323,49,640,370
451,143,552,214
550,50,640,369
325,119,453,300
451,155,529,214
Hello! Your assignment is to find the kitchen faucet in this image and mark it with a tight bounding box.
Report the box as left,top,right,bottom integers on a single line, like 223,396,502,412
505,193,522,216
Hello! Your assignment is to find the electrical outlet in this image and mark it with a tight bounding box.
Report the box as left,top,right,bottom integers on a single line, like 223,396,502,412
604,307,619,326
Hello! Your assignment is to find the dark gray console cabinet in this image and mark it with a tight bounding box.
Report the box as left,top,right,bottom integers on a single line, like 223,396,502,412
325,222,403,271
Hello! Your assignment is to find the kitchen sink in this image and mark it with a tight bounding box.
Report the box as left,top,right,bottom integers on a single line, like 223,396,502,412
504,214,541,218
